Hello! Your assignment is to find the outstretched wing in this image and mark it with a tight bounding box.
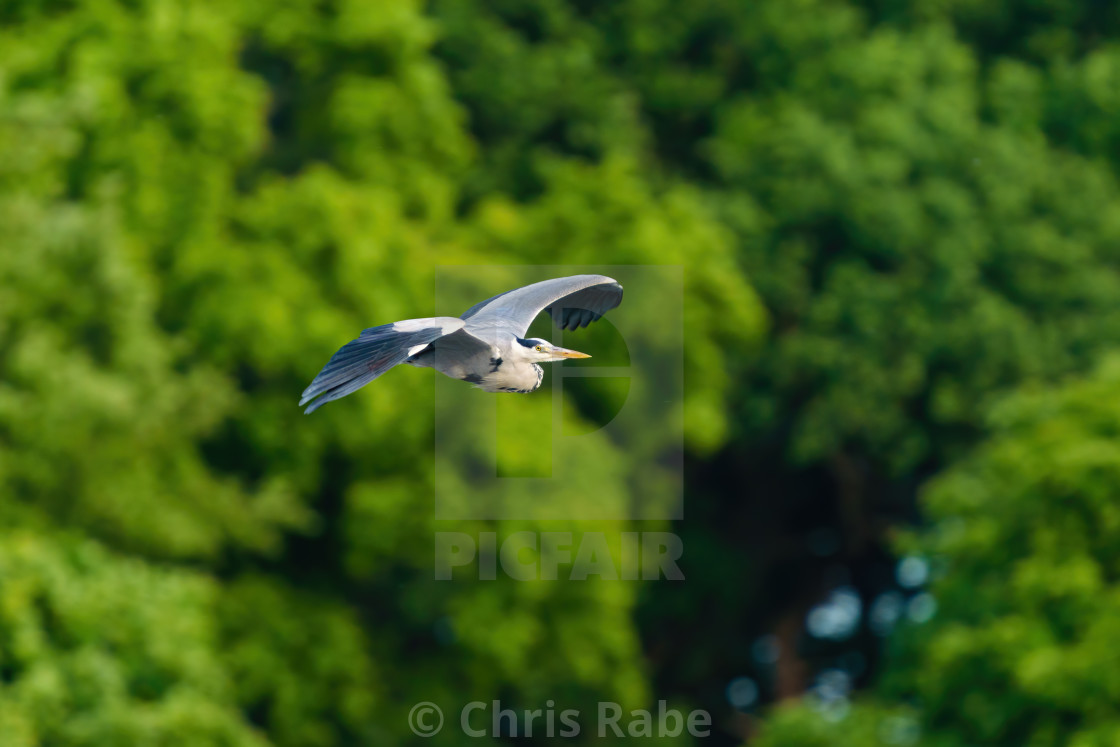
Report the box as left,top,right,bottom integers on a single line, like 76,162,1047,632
460,274,623,337
300,317,465,413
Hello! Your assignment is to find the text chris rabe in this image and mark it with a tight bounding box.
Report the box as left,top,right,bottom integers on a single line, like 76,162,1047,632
460,700,710,738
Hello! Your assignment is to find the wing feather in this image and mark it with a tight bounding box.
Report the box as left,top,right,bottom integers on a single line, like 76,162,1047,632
461,274,623,337
300,317,465,413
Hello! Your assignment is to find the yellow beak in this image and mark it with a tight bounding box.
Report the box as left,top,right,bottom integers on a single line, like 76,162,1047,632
553,347,591,359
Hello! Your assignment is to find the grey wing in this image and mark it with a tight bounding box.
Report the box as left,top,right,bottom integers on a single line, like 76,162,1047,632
460,274,623,337
425,327,499,380
300,317,465,413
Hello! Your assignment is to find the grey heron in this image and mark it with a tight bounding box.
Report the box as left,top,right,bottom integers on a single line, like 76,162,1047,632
300,274,623,413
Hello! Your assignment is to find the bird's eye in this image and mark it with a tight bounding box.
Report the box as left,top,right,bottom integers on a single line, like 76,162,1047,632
534,345,543,352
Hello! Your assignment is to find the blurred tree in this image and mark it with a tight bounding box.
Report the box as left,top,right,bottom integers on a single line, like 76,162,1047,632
0,532,266,746
6,0,1120,743
756,357,1120,745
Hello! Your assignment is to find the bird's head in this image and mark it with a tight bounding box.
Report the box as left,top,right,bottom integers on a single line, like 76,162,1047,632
518,337,591,363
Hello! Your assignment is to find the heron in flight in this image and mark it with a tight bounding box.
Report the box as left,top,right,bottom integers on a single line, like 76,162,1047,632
300,274,623,413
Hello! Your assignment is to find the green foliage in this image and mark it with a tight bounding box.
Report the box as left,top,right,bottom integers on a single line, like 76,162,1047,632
217,577,381,746
756,358,1120,746
704,18,1120,471
0,115,308,560
0,533,264,746
898,357,1120,744
757,702,921,747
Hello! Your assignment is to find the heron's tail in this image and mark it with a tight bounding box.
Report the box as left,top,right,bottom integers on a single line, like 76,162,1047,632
299,317,464,413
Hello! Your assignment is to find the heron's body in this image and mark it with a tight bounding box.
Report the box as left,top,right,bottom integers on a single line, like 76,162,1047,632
405,334,544,393
300,275,623,413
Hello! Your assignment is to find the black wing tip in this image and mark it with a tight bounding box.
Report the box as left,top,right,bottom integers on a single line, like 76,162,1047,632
299,387,332,413
550,279,623,330
304,395,334,414
300,388,324,412
560,308,598,330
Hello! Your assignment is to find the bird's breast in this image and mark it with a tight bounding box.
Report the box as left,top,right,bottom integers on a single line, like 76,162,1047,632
476,362,543,393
